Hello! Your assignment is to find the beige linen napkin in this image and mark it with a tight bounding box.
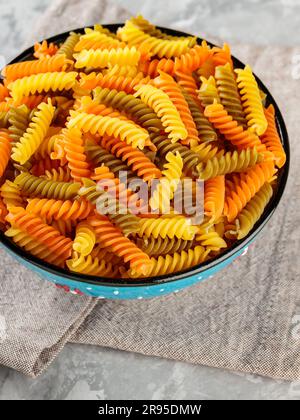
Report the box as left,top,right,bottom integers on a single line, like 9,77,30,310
0,0,299,379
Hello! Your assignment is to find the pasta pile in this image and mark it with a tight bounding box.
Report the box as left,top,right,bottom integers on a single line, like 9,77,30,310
0,16,286,279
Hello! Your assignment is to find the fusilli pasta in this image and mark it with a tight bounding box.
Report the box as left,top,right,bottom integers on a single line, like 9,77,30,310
0,18,286,279
235,65,268,136
12,100,55,165
134,84,187,142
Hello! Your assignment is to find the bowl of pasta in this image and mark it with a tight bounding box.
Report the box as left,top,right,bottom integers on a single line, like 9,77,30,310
0,17,289,300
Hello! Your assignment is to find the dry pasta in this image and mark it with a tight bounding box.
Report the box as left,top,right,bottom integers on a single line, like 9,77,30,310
0,16,286,280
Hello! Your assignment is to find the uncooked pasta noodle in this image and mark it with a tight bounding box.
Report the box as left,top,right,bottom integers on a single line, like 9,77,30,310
0,16,286,279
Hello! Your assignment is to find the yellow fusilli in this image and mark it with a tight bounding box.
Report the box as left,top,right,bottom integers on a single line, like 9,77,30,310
8,72,77,103
235,65,268,136
12,100,55,165
134,84,187,142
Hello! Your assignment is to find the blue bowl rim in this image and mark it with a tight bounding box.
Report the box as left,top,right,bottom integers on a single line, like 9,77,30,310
0,24,290,288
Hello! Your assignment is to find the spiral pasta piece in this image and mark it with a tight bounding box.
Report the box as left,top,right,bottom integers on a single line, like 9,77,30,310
138,216,198,240
8,72,77,103
192,142,224,163
68,110,149,150
139,57,176,78
235,65,268,136
211,43,233,68
175,41,212,73
67,253,119,277
87,214,151,275
196,147,264,180
99,135,161,182
261,105,286,168
73,222,96,256
118,21,191,58
44,167,72,182
74,30,125,52
93,24,118,38
215,63,247,126
34,40,58,58
175,70,200,105
153,71,199,146
26,197,93,222
2,55,72,82
50,131,68,164
0,84,9,102
204,176,225,222
60,128,91,181
183,91,218,143
5,227,68,267
12,100,55,164
0,180,24,210
15,172,80,200
224,161,275,222
149,179,174,214
225,182,273,240
196,43,232,80
195,228,227,252
79,71,149,94
129,15,196,46
0,112,9,128
6,207,72,264
93,87,163,133
0,129,12,176
129,246,210,278
104,64,140,78
57,32,80,59
134,84,187,142
150,152,183,212
204,102,267,152
16,94,49,110
198,76,221,107
33,126,62,159
78,97,136,122
137,236,194,257
161,153,183,186
74,47,140,69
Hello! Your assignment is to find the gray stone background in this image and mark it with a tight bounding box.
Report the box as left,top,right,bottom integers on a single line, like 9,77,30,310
0,0,300,400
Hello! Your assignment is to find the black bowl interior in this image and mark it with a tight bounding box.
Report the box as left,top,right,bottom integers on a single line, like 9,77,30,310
0,24,290,287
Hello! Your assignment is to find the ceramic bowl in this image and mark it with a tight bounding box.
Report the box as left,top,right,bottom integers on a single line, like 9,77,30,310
0,25,290,299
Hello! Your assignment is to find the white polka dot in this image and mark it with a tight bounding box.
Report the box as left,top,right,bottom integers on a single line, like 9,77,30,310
174,289,179,293
198,276,202,280
98,296,105,300
209,275,214,279
160,288,165,292
242,247,249,256
86,287,92,291
113,290,120,296
137,296,143,300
